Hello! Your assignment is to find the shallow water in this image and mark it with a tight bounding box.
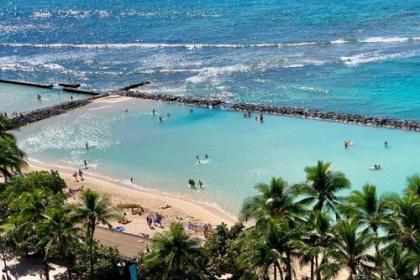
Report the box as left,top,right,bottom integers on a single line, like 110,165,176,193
0,83,86,114
1,1,419,118
15,98,420,214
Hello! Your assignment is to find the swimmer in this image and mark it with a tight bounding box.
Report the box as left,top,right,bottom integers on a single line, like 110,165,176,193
188,178,196,189
83,160,88,168
78,169,84,180
344,141,348,149
198,180,203,189
196,155,199,160
152,109,156,115
384,141,388,148
37,94,42,102
158,116,163,122
205,154,208,159
130,177,134,183
260,114,264,123
125,109,128,112
70,95,74,101
190,109,194,113
167,112,171,117
85,142,89,150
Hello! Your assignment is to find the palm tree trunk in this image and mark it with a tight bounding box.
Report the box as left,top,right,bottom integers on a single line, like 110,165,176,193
315,256,320,280
1,248,9,280
89,233,94,280
310,257,314,280
285,252,292,280
374,230,382,279
89,219,96,280
274,263,277,280
44,259,50,280
276,262,284,280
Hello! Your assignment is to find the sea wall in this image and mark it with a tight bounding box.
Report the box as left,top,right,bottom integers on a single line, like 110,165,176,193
117,90,224,107
10,98,92,129
0,79,53,88
116,90,420,132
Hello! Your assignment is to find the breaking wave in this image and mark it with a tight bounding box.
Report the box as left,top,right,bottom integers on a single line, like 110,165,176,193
1,35,418,50
340,51,416,66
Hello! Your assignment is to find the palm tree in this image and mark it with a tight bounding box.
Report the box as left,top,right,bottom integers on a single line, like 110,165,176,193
0,136,26,181
240,177,306,226
382,245,418,280
0,115,26,181
73,189,119,280
240,218,304,280
386,194,420,255
144,222,203,280
0,223,13,280
0,115,12,137
36,206,79,280
405,174,420,197
294,161,350,217
341,184,389,274
9,189,50,255
301,211,334,280
320,219,374,280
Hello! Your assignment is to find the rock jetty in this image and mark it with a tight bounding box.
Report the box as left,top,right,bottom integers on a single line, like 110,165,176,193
116,90,420,132
10,99,92,129
119,80,151,91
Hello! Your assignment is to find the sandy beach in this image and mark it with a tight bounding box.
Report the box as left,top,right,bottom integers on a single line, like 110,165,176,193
27,158,237,240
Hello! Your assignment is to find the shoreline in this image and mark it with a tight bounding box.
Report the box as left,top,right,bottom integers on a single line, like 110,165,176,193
27,157,238,236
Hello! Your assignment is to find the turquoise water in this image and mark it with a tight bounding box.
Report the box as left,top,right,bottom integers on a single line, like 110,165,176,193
0,83,85,115
0,1,419,118
15,98,420,214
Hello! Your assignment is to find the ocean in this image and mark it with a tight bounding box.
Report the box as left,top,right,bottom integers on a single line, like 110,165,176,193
1,0,419,118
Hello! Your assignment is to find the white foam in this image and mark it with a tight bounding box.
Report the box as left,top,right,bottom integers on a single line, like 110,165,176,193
359,36,409,43
284,42,318,47
283,64,305,68
97,10,110,17
1,35,417,54
331,39,348,44
43,63,65,71
340,51,415,66
185,64,250,84
31,10,52,19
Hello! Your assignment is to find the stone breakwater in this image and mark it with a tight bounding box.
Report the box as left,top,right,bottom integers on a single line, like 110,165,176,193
116,90,224,107
10,98,92,129
116,90,420,132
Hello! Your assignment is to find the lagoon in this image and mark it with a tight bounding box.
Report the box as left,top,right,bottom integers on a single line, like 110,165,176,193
0,82,86,115
15,96,420,215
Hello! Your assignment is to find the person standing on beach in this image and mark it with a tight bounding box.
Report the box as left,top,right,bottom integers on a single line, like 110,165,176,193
130,176,134,183
78,169,84,181
84,159,88,168
73,171,79,182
